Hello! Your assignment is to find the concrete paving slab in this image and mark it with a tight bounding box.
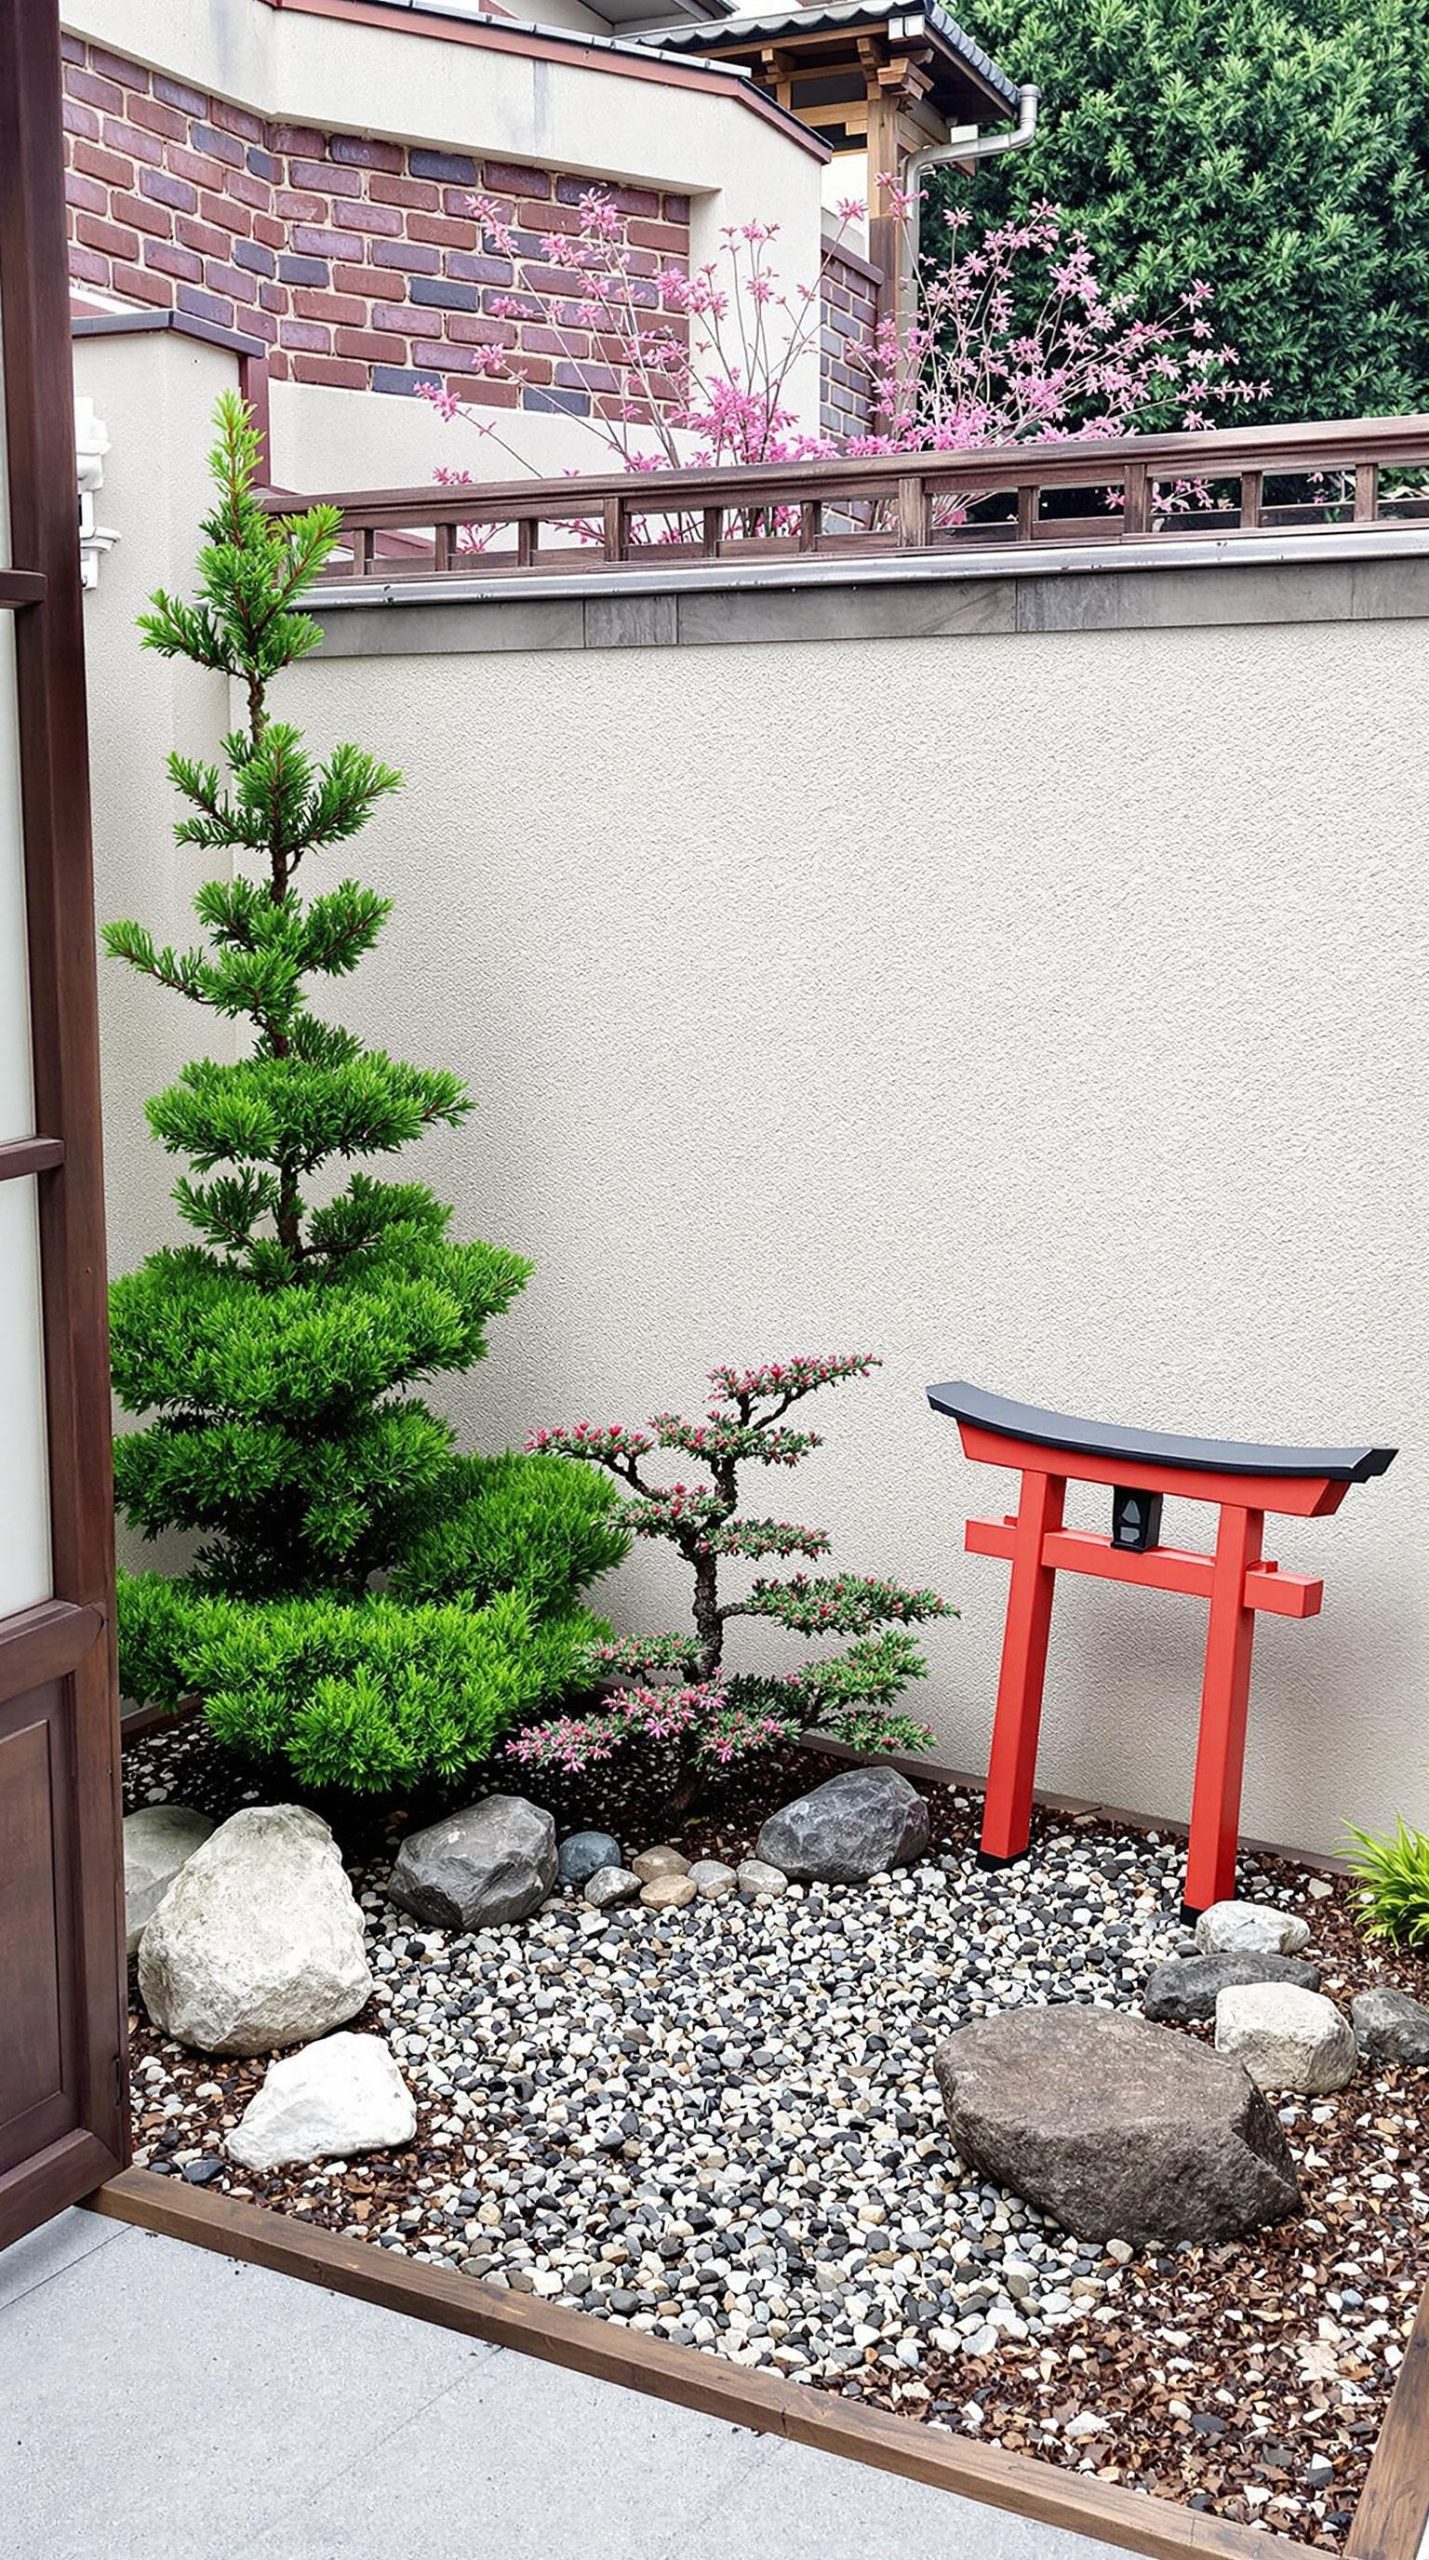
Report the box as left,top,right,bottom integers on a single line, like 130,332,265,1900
0,2213,1139,2560
0,2202,126,2310
2,2221,494,2560
677,2426,1128,2560
253,2334,769,2559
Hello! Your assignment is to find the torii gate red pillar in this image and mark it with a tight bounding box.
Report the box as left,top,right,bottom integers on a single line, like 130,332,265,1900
928,1384,1395,1921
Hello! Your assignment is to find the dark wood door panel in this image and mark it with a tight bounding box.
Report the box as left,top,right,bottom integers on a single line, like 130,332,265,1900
0,1685,73,2178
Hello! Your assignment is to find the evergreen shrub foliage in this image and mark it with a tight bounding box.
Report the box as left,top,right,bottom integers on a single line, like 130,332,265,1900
511,1355,954,1787
108,393,626,1791
940,0,1429,424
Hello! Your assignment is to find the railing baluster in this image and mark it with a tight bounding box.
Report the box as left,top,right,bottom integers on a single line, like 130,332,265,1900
1121,461,1152,538
1354,462,1379,524
1239,469,1262,530
434,522,454,574
798,501,820,553
896,473,930,549
1016,481,1037,543
602,493,627,562
358,525,374,576
516,516,538,568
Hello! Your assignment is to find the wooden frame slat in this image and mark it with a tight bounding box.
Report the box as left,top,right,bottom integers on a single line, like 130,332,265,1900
0,1134,64,1179
1347,2283,1429,2559
0,0,126,2241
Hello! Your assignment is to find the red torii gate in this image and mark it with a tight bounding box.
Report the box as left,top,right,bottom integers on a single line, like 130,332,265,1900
928,1383,1396,1920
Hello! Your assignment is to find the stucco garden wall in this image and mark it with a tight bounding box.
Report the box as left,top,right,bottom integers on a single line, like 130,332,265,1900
75,321,1427,1848
284,586,1427,1860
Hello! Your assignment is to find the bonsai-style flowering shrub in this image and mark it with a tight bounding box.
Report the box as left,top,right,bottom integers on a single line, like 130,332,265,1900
1348,1820,1429,1948
417,184,1262,540
507,1355,952,1790
108,392,627,1791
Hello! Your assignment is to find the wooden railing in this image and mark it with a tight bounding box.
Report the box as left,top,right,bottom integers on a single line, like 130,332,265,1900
266,414,1429,586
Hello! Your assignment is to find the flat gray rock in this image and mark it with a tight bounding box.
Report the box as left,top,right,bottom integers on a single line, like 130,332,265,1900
1144,1949,1321,2023
934,2005,1301,2244
1352,1985,1429,2066
388,1795,556,1932
1195,1900,1311,1958
558,1830,622,1888
755,1767,930,1883
138,1805,371,2056
1215,1981,1357,2093
123,1804,215,1956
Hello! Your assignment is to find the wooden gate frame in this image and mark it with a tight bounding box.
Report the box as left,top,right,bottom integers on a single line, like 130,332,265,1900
0,0,126,2246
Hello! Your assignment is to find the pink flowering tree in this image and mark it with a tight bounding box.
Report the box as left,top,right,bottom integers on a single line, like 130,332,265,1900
415,183,1263,543
507,1355,952,1795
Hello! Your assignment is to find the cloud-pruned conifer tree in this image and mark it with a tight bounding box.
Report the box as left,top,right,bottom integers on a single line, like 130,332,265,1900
108,393,626,1792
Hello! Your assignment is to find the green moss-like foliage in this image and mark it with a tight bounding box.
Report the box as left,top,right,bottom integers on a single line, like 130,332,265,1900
941,0,1429,424
108,392,627,1790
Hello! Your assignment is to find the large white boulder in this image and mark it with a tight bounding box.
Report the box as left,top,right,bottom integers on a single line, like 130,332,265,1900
227,2033,415,2172
123,1804,214,1955
1215,1981,1357,2094
138,1804,372,2056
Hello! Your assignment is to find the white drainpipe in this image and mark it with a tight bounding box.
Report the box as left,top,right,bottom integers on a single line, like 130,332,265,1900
898,84,1041,311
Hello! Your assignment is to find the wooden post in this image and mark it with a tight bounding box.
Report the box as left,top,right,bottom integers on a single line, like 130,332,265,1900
1182,1505,1263,1919
978,1469,1066,1868
602,492,627,562
864,71,902,342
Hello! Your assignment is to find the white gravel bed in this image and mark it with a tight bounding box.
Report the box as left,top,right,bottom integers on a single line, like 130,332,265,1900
134,1810,1276,2373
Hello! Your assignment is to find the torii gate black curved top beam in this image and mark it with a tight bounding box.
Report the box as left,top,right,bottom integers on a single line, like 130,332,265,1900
926,1380,1397,1484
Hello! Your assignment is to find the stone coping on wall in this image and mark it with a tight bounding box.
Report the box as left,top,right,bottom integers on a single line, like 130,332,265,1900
309,522,1429,654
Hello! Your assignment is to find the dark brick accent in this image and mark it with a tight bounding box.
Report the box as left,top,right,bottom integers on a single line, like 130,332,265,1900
409,275,479,310
409,148,477,183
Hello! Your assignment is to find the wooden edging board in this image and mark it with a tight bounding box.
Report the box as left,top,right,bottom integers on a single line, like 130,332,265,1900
88,2166,1314,2560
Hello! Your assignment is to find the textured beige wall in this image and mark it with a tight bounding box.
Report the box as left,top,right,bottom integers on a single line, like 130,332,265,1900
74,327,1428,1838
270,619,1428,1856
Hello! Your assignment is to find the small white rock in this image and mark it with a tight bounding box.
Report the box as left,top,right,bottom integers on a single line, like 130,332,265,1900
736,1858,788,1899
1195,1900,1311,1958
687,1860,738,1901
227,2033,416,2171
1215,1981,1357,2094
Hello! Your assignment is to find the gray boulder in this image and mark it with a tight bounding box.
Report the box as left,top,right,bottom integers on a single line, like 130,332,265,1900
227,2033,415,2172
388,1794,556,1931
558,1829,622,1888
1214,1982,1357,2094
1195,1900,1311,1958
123,1804,214,1956
934,2005,1301,2244
138,1805,372,2057
755,1767,930,1883
1351,1986,1429,2067
1144,1950,1321,2023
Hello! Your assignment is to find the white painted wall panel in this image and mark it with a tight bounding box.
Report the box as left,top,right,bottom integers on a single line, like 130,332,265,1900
0,1177,52,1616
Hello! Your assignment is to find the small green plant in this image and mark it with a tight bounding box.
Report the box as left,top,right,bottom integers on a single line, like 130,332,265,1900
107,391,627,1791
1347,1820,1429,1947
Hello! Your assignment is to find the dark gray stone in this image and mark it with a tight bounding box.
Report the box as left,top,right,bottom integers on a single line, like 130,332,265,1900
755,1767,930,1884
558,1829,622,1888
1144,1950,1321,2022
1351,1985,1429,2067
933,2006,1301,2244
387,1795,557,1931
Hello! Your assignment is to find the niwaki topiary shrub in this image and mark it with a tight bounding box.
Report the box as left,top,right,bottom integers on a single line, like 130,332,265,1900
510,1354,953,1799
108,392,626,1792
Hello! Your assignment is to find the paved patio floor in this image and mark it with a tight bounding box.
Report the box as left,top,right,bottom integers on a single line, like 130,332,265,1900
1,2207,1134,2560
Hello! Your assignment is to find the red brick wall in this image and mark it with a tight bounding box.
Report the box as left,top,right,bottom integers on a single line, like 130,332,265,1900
820,238,880,444
61,35,691,422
